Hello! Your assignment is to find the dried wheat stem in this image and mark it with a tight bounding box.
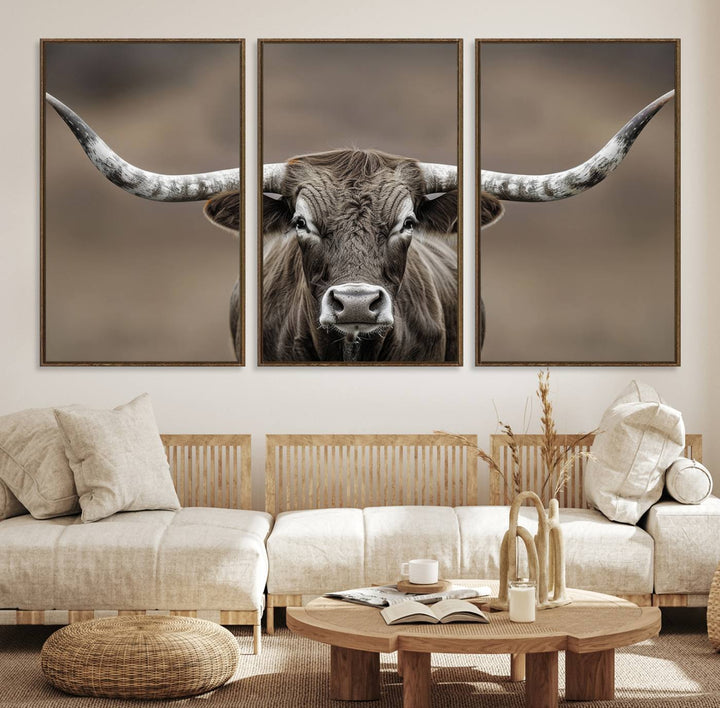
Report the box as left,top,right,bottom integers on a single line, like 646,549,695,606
552,451,595,499
434,430,505,481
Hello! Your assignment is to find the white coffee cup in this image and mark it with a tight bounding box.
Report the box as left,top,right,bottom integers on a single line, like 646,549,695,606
401,558,439,585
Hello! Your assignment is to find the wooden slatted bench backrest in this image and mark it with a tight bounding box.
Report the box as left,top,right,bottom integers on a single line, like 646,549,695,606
161,434,252,509
489,433,703,507
265,434,479,515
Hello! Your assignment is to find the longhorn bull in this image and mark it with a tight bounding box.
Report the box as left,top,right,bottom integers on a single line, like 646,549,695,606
45,89,674,362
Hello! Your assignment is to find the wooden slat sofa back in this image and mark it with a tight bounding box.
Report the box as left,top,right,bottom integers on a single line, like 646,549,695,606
265,434,479,515
161,434,253,509
489,433,703,507
262,432,706,625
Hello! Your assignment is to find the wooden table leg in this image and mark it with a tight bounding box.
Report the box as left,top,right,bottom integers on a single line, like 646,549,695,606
565,649,614,700
510,652,526,681
330,645,380,701
398,649,404,678
526,651,558,708
401,651,431,708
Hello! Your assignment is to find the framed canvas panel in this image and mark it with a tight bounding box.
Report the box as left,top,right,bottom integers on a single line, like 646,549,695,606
258,39,462,366
476,39,679,366
41,39,245,366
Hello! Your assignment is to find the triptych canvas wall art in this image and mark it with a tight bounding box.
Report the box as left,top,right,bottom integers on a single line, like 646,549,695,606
41,38,678,368
259,40,462,366
477,40,678,366
42,39,244,366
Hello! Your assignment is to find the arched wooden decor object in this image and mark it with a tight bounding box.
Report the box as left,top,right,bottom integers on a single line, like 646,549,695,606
492,491,570,611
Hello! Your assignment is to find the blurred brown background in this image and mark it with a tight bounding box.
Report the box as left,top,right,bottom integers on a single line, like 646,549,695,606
44,41,241,363
479,41,677,364
262,41,458,162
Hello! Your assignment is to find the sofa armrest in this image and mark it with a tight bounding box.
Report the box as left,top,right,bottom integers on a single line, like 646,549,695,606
641,496,720,594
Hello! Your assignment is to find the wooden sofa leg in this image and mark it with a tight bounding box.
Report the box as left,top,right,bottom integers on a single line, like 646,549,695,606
266,596,275,635
253,624,261,654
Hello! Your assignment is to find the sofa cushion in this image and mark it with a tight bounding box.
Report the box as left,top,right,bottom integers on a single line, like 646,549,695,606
642,497,720,594
266,508,364,595
0,408,79,519
363,506,460,585
54,394,180,523
455,505,654,595
665,458,713,504
584,381,685,524
0,507,272,612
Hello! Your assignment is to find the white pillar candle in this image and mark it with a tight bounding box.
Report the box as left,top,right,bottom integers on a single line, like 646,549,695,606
508,581,536,623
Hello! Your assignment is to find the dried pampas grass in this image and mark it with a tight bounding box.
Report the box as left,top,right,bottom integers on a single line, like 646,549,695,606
438,370,595,503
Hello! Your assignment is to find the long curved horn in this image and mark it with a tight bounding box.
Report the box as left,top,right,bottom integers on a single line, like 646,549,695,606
45,93,239,202
417,163,457,193
481,90,675,202
263,163,286,193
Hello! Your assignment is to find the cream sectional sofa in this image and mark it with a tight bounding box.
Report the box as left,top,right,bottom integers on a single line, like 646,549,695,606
0,434,273,654
267,504,655,611
263,433,717,631
0,507,272,638
267,498,720,632
3,429,716,653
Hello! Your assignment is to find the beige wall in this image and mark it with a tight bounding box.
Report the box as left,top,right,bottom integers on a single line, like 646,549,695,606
0,0,715,507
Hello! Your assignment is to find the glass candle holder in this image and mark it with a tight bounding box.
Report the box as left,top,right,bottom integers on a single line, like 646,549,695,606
508,579,536,623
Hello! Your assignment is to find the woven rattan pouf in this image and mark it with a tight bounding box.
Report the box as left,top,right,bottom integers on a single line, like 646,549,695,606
709,564,720,651
41,615,240,699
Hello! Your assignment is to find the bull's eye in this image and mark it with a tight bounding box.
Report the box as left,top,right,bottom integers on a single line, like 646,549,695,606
294,216,307,231
403,217,416,231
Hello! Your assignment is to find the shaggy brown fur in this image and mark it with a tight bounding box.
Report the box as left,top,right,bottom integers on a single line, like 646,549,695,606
261,149,457,362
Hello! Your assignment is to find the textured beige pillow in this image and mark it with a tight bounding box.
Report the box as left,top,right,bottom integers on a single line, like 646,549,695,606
54,394,180,523
665,458,713,504
0,479,27,520
0,408,79,519
584,381,685,524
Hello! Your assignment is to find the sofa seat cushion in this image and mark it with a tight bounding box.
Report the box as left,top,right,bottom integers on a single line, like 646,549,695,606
0,507,272,612
455,505,654,595
267,508,364,595
642,496,720,594
363,506,460,585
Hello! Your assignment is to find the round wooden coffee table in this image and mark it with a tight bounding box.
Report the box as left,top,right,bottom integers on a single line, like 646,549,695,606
287,580,660,708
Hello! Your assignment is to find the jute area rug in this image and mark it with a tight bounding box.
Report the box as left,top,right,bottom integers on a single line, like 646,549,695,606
0,609,718,707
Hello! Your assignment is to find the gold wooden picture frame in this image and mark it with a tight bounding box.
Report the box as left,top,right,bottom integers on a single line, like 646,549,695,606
258,39,463,366
41,38,245,366
476,39,680,367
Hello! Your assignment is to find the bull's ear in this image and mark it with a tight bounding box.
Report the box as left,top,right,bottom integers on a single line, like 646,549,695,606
481,192,504,229
416,189,458,234
204,191,240,233
263,193,294,234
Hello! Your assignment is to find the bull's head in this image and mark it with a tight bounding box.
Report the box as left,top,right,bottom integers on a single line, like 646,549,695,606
258,150,459,346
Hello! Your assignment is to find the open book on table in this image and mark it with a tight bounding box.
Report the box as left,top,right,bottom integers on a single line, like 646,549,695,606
381,599,490,625
324,584,491,608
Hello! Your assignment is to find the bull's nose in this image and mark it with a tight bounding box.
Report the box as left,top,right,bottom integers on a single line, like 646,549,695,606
319,282,393,330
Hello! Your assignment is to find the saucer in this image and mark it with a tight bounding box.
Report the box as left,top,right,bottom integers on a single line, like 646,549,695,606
397,578,451,594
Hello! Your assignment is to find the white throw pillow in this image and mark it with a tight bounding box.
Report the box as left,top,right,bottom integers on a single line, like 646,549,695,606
584,381,685,524
54,394,180,523
0,407,79,519
665,457,713,504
